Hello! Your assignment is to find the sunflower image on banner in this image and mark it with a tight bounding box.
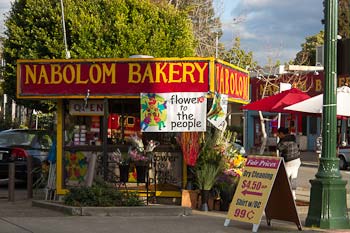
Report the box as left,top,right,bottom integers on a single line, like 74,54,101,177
141,92,207,132
207,92,228,130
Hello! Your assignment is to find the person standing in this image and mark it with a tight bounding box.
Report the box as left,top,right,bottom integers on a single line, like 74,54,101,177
276,127,301,200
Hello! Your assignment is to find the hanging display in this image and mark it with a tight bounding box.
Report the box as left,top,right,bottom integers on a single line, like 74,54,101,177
207,92,228,130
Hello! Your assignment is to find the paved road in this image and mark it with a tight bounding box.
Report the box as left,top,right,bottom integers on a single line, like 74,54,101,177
298,151,350,190
298,165,350,190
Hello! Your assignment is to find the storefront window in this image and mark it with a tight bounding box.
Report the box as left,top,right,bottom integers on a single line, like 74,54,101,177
108,99,177,146
64,113,102,146
108,99,139,144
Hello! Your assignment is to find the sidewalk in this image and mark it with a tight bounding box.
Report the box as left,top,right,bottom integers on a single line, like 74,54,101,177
300,150,319,167
0,192,345,233
1,153,350,233
0,189,349,232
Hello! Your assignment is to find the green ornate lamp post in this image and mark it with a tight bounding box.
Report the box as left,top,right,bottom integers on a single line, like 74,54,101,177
305,0,349,228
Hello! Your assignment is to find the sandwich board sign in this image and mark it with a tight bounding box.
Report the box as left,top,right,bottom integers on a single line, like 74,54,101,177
224,156,302,232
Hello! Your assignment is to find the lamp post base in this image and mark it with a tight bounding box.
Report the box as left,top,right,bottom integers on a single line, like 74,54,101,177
305,178,349,229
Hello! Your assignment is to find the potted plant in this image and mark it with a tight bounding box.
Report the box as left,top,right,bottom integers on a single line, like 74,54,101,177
195,162,223,211
194,129,225,211
128,146,149,183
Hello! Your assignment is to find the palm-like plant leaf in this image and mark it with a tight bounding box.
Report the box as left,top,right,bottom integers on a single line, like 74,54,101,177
195,162,223,190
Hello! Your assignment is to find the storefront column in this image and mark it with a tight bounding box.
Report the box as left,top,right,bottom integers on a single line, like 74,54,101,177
102,98,109,181
56,99,65,195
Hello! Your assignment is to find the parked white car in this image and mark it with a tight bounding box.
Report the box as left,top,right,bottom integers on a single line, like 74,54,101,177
315,135,350,170
338,146,350,170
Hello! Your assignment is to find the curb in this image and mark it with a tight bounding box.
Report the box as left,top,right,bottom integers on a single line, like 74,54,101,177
301,162,318,168
32,200,192,216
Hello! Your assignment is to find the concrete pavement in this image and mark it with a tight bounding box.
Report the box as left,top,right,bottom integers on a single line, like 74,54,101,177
0,188,347,232
300,150,319,167
0,196,345,233
1,151,350,233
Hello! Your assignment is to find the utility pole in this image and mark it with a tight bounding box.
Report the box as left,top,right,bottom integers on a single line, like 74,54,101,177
305,0,349,228
60,0,70,59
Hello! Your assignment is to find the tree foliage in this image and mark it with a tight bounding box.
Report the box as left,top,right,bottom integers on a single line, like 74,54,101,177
220,37,257,69
162,0,222,57
294,31,324,65
322,0,350,39
2,0,196,111
338,0,350,39
295,0,350,65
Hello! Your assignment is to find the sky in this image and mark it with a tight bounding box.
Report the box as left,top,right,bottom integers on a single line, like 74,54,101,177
0,0,11,34
0,0,324,66
215,0,324,66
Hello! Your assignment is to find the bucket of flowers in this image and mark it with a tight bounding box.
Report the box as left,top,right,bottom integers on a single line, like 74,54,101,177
112,148,131,183
128,134,159,183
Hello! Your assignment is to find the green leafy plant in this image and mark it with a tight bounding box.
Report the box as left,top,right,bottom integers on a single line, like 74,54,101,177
195,162,223,191
193,128,225,191
123,192,144,206
63,181,144,207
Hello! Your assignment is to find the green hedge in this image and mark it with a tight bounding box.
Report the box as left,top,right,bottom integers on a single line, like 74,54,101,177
64,181,144,207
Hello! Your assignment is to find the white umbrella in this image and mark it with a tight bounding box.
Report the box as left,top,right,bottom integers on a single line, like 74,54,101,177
284,86,350,117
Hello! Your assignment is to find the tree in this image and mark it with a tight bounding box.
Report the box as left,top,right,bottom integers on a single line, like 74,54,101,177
294,31,324,65
2,0,196,112
338,0,350,39
220,37,257,69
322,0,350,39
296,0,350,65
162,0,222,57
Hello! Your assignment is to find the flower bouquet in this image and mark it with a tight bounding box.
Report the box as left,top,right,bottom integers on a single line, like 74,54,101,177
111,148,131,183
128,147,149,164
129,134,145,152
214,130,246,178
223,147,246,177
128,134,160,183
128,134,147,163
145,140,160,153
111,148,131,165
128,134,160,165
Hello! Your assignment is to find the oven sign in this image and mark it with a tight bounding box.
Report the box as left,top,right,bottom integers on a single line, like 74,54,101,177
69,100,104,116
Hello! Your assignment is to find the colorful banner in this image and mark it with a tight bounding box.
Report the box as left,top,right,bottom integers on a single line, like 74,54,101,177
17,58,211,98
64,151,89,186
207,93,228,130
140,92,207,132
215,60,249,102
227,156,281,224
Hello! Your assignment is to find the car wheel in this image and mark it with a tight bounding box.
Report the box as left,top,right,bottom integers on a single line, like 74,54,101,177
339,155,347,170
